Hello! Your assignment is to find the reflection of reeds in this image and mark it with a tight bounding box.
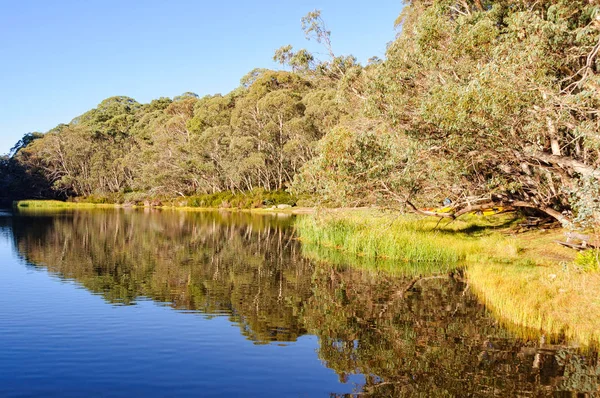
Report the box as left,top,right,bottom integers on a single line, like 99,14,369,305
300,242,454,277
295,211,600,347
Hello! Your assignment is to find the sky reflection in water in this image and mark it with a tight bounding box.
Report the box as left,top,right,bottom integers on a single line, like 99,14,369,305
0,209,598,397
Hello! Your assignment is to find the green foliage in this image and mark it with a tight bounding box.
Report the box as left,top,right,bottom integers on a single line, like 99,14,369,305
570,177,600,229
186,189,296,209
9,132,43,157
291,125,397,206
575,249,600,272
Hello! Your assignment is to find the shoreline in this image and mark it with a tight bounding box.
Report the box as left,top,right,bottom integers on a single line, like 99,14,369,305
14,199,599,347
12,200,317,215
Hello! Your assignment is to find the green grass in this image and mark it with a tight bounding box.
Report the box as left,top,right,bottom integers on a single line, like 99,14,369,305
295,210,523,265
13,199,311,218
15,189,297,211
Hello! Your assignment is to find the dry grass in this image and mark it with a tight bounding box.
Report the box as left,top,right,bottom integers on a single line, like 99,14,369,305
468,261,600,346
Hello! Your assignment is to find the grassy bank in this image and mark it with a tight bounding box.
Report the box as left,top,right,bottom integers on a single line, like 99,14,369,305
15,200,123,209
295,210,526,265
58,189,298,209
468,261,600,346
13,199,314,215
294,210,600,346
14,190,297,211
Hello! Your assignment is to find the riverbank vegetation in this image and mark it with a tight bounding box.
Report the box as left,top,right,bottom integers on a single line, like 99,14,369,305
295,209,600,346
295,210,526,264
13,195,303,213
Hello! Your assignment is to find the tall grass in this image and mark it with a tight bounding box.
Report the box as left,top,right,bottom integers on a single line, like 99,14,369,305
468,262,600,347
295,210,522,265
15,200,120,209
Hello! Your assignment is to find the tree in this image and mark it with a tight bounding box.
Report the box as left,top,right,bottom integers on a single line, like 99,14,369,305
9,132,43,157
359,0,600,225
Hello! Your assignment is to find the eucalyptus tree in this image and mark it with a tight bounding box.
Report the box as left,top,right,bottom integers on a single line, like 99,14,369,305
371,0,600,224
293,1,600,226
230,71,315,190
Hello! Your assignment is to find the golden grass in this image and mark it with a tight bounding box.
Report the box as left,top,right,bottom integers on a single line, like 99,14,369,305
468,262,600,346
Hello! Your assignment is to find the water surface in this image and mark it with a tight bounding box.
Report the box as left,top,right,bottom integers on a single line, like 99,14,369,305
0,209,598,397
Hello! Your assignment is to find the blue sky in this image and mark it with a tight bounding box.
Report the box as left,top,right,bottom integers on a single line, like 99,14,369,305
0,0,403,155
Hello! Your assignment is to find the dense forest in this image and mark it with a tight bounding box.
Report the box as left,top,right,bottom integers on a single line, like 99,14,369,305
3,0,600,228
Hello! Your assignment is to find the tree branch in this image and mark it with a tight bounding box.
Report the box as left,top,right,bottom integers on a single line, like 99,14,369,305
529,151,600,179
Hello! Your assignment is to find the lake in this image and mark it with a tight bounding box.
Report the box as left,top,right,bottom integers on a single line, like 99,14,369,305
0,209,598,397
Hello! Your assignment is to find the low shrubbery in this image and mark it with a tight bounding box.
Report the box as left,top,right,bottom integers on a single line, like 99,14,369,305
16,189,298,210
575,249,600,272
185,189,296,209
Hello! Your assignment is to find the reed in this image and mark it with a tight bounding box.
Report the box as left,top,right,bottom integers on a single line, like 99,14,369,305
294,210,522,265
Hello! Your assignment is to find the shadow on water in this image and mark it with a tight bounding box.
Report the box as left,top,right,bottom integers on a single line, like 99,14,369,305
8,208,600,396
0,209,14,238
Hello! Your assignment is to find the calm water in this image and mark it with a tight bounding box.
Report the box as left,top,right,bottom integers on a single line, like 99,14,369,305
0,209,599,397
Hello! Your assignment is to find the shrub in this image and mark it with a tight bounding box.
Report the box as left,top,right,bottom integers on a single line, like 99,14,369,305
185,190,297,209
575,249,600,272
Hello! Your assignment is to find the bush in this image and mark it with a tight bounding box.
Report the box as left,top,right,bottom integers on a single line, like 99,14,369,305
262,190,297,206
575,250,600,272
81,193,125,204
123,192,150,205
185,189,297,209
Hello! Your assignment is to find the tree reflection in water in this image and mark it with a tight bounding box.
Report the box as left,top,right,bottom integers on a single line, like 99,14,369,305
9,209,600,396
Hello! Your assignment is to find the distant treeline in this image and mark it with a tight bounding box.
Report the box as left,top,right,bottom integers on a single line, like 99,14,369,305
3,1,600,227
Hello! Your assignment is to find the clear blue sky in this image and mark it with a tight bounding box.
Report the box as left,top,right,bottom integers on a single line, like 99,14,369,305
0,0,403,155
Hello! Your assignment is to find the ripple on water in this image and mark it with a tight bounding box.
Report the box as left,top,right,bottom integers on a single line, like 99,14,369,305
0,209,598,397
